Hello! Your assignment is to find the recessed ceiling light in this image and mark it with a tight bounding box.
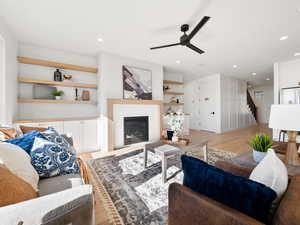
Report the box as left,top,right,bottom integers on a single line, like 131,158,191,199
266,78,270,81
280,35,288,41
97,37,104,42
176,60,181,64
233,65,238,68
252,72,257,76
294,52,300,57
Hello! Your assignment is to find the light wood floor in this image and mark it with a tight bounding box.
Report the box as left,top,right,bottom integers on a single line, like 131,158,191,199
80,123,271,225
190,123,272,154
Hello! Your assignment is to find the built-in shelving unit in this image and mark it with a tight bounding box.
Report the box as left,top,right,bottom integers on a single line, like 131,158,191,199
163,80,184,106
17,56,98,73
163,80,184,85
18,99,97,105
164,91,184,96
18,77,97,89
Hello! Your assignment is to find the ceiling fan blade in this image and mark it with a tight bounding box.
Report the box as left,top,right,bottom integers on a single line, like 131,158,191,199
187,43,205,54
150,43,180,50
187,16,210,41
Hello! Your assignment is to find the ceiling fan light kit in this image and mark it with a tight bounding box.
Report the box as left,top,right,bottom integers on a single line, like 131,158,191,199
150,16,210,55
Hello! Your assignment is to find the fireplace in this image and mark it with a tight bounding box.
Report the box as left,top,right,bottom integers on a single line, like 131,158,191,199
124,116,149,145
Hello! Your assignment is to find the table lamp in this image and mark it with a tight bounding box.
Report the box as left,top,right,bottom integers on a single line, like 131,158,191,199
269,104,300,166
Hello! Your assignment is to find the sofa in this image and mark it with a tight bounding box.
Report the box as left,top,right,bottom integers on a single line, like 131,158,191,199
168,160,300,225
0,135,95,225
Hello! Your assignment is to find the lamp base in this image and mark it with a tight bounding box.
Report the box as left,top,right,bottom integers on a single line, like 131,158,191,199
285,131,300,166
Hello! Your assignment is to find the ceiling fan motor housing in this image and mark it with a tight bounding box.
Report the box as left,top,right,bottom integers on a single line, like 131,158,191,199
181,24,189,33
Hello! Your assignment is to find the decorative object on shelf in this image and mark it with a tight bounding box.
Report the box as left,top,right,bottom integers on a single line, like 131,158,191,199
54,69,62,81
249,133,273,162
33,85,56,100
51,90,64,100
81,90,90,101
75,88,79,101
63,74,72,81
167,130,174,141
165,112,184,142
176,99,179,104
163,85,170,91
123,65,152,100
269,104,300,165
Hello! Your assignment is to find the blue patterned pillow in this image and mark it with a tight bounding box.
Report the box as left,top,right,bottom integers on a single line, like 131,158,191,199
5,130,42,154
30,137,79,178
40,127,70,149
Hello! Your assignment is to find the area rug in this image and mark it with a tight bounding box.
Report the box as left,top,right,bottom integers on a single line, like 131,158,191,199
87,148,235,225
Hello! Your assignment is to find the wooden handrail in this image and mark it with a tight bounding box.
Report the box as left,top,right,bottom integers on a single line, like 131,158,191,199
247,90,257,121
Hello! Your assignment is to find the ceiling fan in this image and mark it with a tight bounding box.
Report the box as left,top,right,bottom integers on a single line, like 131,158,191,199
150,16,210,55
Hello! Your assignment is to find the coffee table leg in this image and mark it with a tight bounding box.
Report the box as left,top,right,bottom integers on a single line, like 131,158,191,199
203,142,208,162
143,146,147,168
162,155,167,183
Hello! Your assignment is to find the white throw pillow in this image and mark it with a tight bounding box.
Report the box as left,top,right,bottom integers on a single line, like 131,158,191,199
0,142,39,191
250,148,288,200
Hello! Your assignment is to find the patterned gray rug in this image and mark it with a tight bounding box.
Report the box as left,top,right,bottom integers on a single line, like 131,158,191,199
89,148,235,225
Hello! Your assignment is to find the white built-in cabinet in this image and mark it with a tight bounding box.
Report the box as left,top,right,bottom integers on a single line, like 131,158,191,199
14,119,100,153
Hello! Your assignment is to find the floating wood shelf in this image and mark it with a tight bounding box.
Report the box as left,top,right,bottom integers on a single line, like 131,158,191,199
164,103,184,106
13,117,98,124
18,99,97,105
17,56,98,73
163,80,184,85
18,77,97,89
164,91,184,96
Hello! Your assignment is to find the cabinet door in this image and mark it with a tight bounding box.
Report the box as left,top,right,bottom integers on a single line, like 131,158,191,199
63,121,82,152
36,122,64,134
80,119,99,152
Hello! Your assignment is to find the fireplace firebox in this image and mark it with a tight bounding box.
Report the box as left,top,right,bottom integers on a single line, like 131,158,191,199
124,116,149,145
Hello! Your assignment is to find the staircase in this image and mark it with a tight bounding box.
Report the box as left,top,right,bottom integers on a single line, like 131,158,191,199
247,89,257,122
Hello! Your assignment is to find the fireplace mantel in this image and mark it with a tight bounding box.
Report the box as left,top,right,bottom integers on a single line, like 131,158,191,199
107,99,164,151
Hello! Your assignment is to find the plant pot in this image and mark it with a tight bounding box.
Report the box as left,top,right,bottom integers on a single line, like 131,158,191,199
167,130,174,141
55,96,62,100
172,135,179,142
252,149,267,163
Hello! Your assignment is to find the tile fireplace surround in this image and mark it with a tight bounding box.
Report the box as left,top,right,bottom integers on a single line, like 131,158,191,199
107,99,164,151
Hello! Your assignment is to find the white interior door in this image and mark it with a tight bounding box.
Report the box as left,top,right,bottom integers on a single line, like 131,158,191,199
197,80,218,132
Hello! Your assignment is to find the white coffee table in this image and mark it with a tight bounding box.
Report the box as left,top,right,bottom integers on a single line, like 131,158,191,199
144,144,181,183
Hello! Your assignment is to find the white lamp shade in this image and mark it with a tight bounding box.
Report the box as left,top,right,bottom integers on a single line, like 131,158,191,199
269,104,300,131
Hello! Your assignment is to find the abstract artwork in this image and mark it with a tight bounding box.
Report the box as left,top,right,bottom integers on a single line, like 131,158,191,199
123,65,152,100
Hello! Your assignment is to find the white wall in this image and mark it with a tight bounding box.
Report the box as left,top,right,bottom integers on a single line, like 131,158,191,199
185,74,256,133
0,17,18,125
220,76,256,132
273,58,300,140
184,74,221,133
98,52,164,151
18,44,98,120
250,85,273,124
274,58,300,104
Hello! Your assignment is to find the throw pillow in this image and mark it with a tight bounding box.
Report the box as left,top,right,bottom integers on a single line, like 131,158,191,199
20,125,47,134
0,164,38,207
181,155,277,223
0,143,39,191
30,137,79,178
41,127,70,149
249,149,288,201
5,130,42,154
0,128,17,141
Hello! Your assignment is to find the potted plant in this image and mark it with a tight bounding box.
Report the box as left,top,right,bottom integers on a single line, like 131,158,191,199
249,133,273,162
165,112,184,142
52,90,64,100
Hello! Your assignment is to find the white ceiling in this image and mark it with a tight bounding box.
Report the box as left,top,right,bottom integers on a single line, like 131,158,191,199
1,0,300,85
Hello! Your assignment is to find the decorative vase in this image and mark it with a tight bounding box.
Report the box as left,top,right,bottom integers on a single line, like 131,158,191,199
167,130,174,141
172,135,179,142
55,96,62,100
252,149,267,163
54,69,62,81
